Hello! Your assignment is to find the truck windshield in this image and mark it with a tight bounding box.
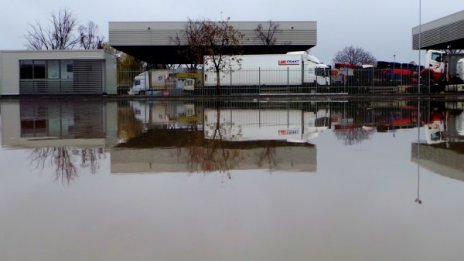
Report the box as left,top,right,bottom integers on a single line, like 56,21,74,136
431,52,442,62
315,68,329,77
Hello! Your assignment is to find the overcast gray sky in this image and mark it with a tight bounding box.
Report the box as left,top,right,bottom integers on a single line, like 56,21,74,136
1,0,463,65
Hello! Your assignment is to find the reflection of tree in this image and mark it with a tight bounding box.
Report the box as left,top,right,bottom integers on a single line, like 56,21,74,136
30,147,103,184
118,104,144,142
80,148,102,174
256,147,278,170
334,128,372,145
185,104,242,176
186,141,242,175
185,105,283,174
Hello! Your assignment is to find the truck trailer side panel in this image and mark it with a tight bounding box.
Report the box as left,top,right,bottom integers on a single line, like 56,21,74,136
204,54,305,87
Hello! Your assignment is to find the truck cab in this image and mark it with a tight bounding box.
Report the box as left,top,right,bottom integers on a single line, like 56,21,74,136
301,53,330,86
128,72,148,95
426,50,464,87
424,50,446,83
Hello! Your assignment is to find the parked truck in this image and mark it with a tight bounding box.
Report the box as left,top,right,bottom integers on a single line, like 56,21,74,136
203,51,331,89
423,50,464,92
128,69,197,95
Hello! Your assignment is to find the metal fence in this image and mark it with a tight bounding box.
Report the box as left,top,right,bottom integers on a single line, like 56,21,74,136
118,68,435,96
117,70,143,95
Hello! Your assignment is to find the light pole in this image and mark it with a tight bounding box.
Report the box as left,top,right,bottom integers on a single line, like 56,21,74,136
418,0,422,94
415,0,423,204
393,54,396,86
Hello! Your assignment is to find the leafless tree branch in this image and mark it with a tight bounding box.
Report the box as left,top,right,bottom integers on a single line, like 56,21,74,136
333,45,377,66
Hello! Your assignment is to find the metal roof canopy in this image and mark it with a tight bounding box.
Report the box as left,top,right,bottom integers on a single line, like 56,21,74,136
109,21,317,64
412,10,464,50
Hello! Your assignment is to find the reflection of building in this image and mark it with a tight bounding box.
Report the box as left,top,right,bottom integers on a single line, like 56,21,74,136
0,50,116,95
111,146,316,173
113,103,324,174
412,143,464,182
449,111,464,138
112,128,316,173
0,99,117,148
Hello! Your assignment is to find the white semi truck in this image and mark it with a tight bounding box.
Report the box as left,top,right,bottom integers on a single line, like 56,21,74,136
424,50,464,92
203,51,330,88
128,70,196,95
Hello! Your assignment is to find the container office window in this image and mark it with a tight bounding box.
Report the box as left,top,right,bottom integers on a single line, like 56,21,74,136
47,60,60,79
33,60,46,79
61,60,73,80
20,60,34,79
20,60,47,79
20,60,74,80
19,59,101,94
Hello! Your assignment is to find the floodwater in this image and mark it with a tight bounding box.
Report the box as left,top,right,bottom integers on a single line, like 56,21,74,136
1,97,464,261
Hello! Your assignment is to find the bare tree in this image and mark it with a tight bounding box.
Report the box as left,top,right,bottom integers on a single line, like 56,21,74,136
333,45,376,66
78,21,105,49
172,20,207,70
334,128,372,145
25,9,79,50
254,21,281,46
200,18,244,93
174,18,245,90
172,18,244,93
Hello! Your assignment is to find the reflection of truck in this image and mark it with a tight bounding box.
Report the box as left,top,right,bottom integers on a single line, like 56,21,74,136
129,100,200,129
456,111,464,136
204,108,330,143
203,51,330,88
424,50,464,92
128,70,197,95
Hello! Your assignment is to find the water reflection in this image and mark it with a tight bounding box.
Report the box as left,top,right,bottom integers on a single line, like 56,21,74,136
411,101,464,200
29,147,104,184
3,98,464,261
114,100,320,174
0,99,113,183
1,98,464,182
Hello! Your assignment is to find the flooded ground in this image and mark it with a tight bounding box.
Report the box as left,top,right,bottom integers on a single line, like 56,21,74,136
1,97,464,261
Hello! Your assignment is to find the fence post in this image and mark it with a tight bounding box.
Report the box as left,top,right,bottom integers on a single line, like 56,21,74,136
287,67,290,94
372,67,375,90
301,61,305,92
428,69,431,94
345,64,348,93
258,67,261,94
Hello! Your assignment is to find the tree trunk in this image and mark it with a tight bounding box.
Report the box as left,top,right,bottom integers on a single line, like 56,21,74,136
215,69,221,95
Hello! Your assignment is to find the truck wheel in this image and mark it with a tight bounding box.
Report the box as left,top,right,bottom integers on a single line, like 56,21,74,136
139,91,146,95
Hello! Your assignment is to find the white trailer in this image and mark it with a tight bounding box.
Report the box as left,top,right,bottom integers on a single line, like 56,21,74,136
203,52,330,87
128,69,196,95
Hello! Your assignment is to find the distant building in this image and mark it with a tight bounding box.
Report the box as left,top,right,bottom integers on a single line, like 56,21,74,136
109,21,318,64
0,50,117,95
412,10,464,50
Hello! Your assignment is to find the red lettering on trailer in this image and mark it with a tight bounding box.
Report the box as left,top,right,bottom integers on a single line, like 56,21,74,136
278,60,300,65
